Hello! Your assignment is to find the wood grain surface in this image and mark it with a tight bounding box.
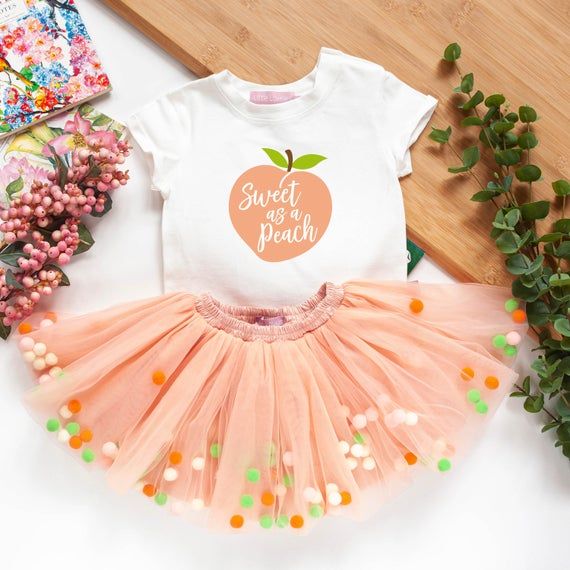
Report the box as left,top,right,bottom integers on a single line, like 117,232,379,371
101,0,570,285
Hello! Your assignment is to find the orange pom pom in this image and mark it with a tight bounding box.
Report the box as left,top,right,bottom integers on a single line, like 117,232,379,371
340,491,352,505
44,312,58,322
460,367,475,381
484,376,500,390
69,436,83,449
290,515,304,528
404,452,417,465
261,491,275,506
512,309,526,324
68,399,82,414
142,484,155,497
409,299,424,314
80,428,93,442
152,370,166,385
230,514,244,528
18,322,33,334
169,451,183,465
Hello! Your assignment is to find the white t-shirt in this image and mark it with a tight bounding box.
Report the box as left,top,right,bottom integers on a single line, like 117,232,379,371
127,47,437,306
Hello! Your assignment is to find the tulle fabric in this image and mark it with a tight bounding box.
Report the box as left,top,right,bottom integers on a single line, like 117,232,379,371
18,280,526,532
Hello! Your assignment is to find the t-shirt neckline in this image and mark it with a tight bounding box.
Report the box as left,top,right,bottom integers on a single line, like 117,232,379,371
214,47,340,121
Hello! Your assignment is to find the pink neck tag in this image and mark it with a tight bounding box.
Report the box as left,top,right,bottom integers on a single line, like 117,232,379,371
254,315,287,326
249,91,298,104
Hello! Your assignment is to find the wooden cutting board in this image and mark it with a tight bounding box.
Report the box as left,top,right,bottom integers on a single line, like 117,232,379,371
102,0,569,285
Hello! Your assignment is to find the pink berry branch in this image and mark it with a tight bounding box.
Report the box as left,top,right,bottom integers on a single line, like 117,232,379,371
0,110,131,339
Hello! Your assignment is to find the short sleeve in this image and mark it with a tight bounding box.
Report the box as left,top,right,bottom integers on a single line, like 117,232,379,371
381,71,438,178
126,89,187,199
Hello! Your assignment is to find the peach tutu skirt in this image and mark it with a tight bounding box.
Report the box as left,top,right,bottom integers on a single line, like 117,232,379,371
18,280,527,532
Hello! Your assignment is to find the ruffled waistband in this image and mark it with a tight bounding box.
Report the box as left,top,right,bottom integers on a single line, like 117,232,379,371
194,282,345,341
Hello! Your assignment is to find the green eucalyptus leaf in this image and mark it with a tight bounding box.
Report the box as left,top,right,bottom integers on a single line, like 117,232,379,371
482,107,499,123
512,278,541,301
443,43,461,62
506,253,532,275
461,90,484,111
504,208,521,227
554,318,570,337
485,94,505,107
90,193,113,218
524,393,544,413
493,121,515,134
516,164,542,182
505,112,519,122
503,132,519,148
520,200,549,221
5,269,24,290
540,375,563,394
556,394,570,417
462,146,480,168
523,376,531,394
480,126,501,148
541,422,559,433
496,231,520,254
460,73,474,93
526,300,550,326
495,148,522,166
292,154,327,170
0,241,27,267
44,264,70,287
428,126,452,143
74,223,95,255
448,165,470,174
460,116,484,127
519,105,538,122
554,218,570,233
471,190,498,202
5,176,23,199
261,148,288,169
555,241,570,259
552,179,570,197
538,232,564,242
518,132,538,149
0,321,11,340
556,422,570,442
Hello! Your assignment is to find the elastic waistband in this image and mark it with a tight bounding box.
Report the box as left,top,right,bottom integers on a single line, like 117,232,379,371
195,282,345,341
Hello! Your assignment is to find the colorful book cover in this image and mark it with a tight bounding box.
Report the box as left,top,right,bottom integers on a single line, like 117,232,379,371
0,0,111,139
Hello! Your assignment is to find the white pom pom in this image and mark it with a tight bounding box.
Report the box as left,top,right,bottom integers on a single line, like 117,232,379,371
163,467,178,482
38,374,51,384
23,351,35,363
365,407,379,421
340,405,350,417
282,451,294,466
191,456,205,471
32,357,46,371
376,394,391,406
19,337,34,352
350,443,364,458
102,441,119,459
57,429,71,443
362,457,376,470
326,483,339,494
405,412,419,426
302,486,319,502
45,352,58,366
346,457,358,470
49,366,63,378
432,438,447,454
40,319,54,329
190,498,204,511
352,414,367,429
59,405,72,419
339,440,350,454
33,342,47,356
328,491,342,506
506,331,521,346
275,484,287,497
385,408,406,427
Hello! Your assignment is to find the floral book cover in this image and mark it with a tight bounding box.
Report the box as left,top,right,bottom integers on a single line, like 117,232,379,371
0,0,111,139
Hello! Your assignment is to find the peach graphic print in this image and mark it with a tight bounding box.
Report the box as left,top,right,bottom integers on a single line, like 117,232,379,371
229,148,332,262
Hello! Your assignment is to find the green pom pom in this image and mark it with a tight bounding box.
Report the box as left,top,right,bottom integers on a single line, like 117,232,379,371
475,401,489,414
504,345,518,357
246,467,260,482
283,473,294,487
353,432,366,444
504,298,519,313
209,443,221,458
438,458,452,472
276,514,289,528
240,494,254,508
81,448,95,463
259,514,273,529
155,492,168,506
46,418,60,432
467,389,481,403
66,422,80,436
492,334,507,349
309,505,323,518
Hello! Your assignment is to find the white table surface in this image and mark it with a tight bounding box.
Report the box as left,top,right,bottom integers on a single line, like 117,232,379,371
1,2,568,569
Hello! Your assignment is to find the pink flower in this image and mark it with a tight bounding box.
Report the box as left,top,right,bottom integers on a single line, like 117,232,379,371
42,112,116,156
0,157,50,191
